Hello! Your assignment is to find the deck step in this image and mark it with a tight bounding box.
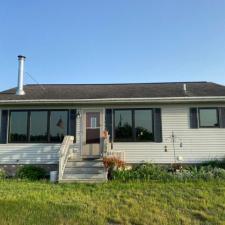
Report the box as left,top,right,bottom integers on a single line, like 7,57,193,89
60,159,107,183
59,178,107,183
66,160,104,168
68,153,81,160
62,173,107,180
64,167,105,174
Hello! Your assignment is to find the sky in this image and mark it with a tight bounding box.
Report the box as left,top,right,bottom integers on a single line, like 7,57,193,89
0,0,225,91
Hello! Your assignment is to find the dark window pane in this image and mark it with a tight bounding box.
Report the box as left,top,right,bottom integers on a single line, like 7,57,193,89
9,111,28,142
86,112,100,128
30,111,48,142
114,110,133,141
135,110,154,141
199,109,219,127
86,112,100,144
50,111,68,142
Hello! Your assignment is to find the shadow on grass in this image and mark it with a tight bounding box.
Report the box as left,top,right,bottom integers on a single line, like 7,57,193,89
0,199,105,225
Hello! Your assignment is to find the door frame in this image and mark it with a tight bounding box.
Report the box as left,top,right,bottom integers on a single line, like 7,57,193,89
81,108,104,159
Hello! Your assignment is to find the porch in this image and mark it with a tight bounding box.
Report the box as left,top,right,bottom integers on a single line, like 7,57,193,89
58,135,125,183
58,108,125,183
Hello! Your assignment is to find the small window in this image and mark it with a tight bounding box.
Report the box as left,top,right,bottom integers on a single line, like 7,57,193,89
90,117,97,128
199,108,219,128
86,112,100,144
9,111,28,142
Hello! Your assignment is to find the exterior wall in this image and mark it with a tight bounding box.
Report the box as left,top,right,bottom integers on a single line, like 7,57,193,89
0,104,225,165
112,104,225,163
0,164,58,176
0,109,1,141
0,107,81,165
0,144,60,164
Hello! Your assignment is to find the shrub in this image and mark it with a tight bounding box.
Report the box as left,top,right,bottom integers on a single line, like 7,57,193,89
112,163,173,181
174,165,225,181
111,162,225,182
16,165,47,180
199,159,225,169
0,168,6,179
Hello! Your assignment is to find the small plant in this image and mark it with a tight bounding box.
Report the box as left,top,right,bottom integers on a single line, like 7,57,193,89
169,163,183,173
0,168,6,179
16,165,47,180
103,156,125,169
103,157,125,179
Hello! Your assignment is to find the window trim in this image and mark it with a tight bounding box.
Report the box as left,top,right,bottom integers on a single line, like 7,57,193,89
113,108,155,142
8,109,70,143
198,107,219,128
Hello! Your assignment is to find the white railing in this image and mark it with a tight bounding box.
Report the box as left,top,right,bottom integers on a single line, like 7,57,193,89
103,133,125,161
105,150,125,161
58,136,74,181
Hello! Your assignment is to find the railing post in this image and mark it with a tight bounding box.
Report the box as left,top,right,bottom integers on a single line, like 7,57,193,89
58,136,74,181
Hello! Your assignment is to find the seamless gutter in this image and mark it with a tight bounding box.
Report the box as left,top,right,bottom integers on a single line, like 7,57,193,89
0,96,225,104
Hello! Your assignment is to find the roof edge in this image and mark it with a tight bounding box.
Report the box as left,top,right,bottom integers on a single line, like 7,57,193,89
0,96,225,105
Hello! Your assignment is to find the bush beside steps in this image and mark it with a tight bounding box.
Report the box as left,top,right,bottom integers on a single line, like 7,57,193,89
109,159,225,181
16,165,47,181
0,168,6,179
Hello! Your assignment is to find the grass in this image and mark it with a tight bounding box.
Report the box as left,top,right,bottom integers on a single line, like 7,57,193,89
0,180,225,225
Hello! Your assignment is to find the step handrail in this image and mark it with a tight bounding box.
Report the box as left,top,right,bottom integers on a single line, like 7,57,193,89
59,136,74,181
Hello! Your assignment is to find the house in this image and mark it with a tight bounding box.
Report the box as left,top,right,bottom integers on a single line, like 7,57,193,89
0,55,225,182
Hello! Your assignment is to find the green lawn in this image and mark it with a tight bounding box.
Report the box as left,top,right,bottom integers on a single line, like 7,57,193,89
0,180,225,225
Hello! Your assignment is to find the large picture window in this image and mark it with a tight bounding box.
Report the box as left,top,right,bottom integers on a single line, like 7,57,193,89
9,110,70,143
50,111,68,142
9,111,28,142
114,109,154,142
135,109,154,141
114,110,133,142
30,111,48,142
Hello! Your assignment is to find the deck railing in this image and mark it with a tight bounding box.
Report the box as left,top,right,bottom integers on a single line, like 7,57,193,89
103,134,125,161
105,150,125,161
58,136,74,181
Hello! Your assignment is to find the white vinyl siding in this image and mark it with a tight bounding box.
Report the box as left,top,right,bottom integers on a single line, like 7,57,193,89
112,104,225,163
0,109,1,140
0,105,225,164
0,109,81,164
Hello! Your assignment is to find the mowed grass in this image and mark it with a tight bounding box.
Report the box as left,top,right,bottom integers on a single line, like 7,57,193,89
0,180,225,225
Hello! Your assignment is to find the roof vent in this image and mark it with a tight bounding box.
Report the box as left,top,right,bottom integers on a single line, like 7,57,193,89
183,83,187,94
16,55,26,95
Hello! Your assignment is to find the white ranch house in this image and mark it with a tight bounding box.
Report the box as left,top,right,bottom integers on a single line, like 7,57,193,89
0,56,225,182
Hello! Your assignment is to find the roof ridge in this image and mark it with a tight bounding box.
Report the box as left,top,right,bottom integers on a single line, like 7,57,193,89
24,81,208,86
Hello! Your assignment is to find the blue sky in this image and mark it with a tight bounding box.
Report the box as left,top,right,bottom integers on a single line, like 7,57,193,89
0,0,225,91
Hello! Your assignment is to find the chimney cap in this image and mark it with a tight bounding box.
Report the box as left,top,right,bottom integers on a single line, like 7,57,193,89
18,55,26,60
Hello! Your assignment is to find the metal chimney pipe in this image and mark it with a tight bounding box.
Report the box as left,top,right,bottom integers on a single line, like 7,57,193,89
183,83,187,94
16,55,26,95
